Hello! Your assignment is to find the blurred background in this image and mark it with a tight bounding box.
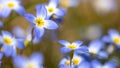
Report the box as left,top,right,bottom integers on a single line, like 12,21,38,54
1,0,120,68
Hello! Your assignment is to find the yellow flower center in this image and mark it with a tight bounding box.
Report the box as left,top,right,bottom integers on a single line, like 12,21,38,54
8,2,15,8
72,57,80,65
113,37,120,44
48,7,54,13
35,18,44,27
3,37,13,45
68,44,77,49
65,61,70,66
26,64,35,68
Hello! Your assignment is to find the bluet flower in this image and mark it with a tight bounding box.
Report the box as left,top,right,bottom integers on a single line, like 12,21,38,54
13,53,44,68
59,54,83,68
58,40,88,54
0,0,25,18
25,5,58,40
45,0,65,18
103,29,120,48
0,31,25,57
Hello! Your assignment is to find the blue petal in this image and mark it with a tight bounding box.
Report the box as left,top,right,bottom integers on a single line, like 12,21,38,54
2,45,13,57
36,4,47,18
49,0,59,8
54,8,66,17
0,53,3,60
24,14,35,24
72,41,83,46
102,35,112,43
30,53,43,64
108,29,119,37
0,21,3,28
75,46,88,54
34,27,45,39
13,55,27,68
0,8,11,18
59,64,69,68
12,26,24,37
78,61,90,68
15,6,26,16
58,40,70,46
44,20,58,29
98,51,108,59
60,47,72,53
15,38,25,49
2,30,12,38
91,60,102,68
104,61,116,68
88,40,104,54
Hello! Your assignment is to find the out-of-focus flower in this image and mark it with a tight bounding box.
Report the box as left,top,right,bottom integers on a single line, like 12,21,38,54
0,21,3,28
92,0,117,14
80,24,102,40
59,54,83,68
91,60,116,68
0,31,25,57
88,40,104,54
13,53,44,68
88,40,108,59
25,5,58,40
45,0,65,18
60,0,80,8
0,0,25,18
58,40,88,54
103,29,120,48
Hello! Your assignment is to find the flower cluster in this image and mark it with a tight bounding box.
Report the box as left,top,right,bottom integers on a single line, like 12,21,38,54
0,0,119,68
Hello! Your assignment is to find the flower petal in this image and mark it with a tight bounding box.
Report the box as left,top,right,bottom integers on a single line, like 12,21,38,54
36,4,47,18
44,20,58,29
2,45,13,57
103,61,116,68
48,0,59,8
72,41,83,46
15,38,25,49
75,46,88,54
24,14,35,24
34,27,45,39
58,40,70,46
54,8,66,17
2,30,12,38
0,8,11,18
60,47,72,53
14,6,26,16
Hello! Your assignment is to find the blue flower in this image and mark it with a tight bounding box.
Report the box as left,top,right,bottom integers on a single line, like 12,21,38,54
45,0,66,18
0,0,25,18
13,52,44,68
25,5,58,39
59,54,83,68
58,40,88,54
88,40,109,59
103,29,120,48
91,60,116,68
88,40,104,54
0,31,25,57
